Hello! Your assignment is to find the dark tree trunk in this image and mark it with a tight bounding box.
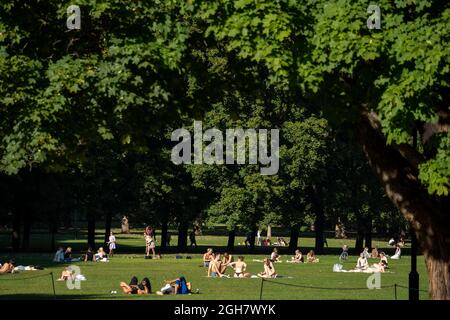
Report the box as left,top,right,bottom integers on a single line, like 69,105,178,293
249,228,257,251
50,223,56,252
289,225,300,252
11,210,21,252
312,185,325,254
104,211,112,245
355,229,364,253
227,230,236,251
22,215,31,251
365,213,373,249
177,224,188,251
87,214,96,249
160,220,168,251
358,110,450,299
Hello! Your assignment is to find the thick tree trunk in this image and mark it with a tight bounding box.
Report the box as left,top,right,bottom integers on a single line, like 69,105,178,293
87,214,96,249
104,211,112,245
355,229,364,253
227,230,236,251
249,228,257,251
177,224,188,251
267,225,272,239
312,185,325,254
289,225,300,252
160,220,168,251
22,216,31,251
358,110,450,299
365,213,373,249
11,210,21,252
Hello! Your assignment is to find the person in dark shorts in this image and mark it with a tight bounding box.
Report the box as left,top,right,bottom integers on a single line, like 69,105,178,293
84,247,94,262
120,276,151,294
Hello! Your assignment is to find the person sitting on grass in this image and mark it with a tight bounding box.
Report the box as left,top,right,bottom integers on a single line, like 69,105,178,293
57,267,74,281
306,250,319,263
258,258,277,278
156,276,192,295
391,245,401,260
64,247,73,262
84,247,94,262
94,247,107,262
277,237,287,246
0,260,15,274
371,247,379,258
355,253,369,271
270,248,281,263
120,276,151,294
208,253,225,278
53,247,65,262
287,249,304,263
372,252,388,272
220,252,233,273
229,256,251,278
362,247,371,259
202,248,214,267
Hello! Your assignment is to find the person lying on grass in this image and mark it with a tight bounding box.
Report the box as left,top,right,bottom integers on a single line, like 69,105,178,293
306,250,319,263
120,276,151,294
286,249,304,263
203,248,214,267
208,253,226,278
229,256,251,278
0,260,15,274
258,258,277,278
270,248,281,263
156,276,192,295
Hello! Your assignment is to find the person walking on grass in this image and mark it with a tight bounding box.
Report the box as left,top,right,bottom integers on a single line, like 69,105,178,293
189,230,197,247
145,233,156,258
107,231,116,257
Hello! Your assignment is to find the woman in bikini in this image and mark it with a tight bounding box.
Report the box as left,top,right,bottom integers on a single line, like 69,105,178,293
229,256,251,278
258,258,277,278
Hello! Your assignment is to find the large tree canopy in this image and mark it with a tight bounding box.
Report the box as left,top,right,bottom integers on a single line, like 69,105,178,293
0,0,448,299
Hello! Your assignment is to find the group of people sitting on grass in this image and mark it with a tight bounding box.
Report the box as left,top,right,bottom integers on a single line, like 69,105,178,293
119,275,193,295
202,247,320,279
271,248,320,264
353,250,389,273
204,248,259,278
53,246,109,263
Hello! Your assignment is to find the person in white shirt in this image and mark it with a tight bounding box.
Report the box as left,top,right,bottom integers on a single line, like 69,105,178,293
391,245,401,259
362,247,370,259
355,253,369,271
270,248,281,262
107,231,116,257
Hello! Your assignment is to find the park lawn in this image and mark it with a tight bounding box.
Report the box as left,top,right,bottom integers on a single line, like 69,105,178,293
0,228,396,252
0,253,430,300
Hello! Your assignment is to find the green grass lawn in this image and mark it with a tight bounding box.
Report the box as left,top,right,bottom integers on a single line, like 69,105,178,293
0,253,430,300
